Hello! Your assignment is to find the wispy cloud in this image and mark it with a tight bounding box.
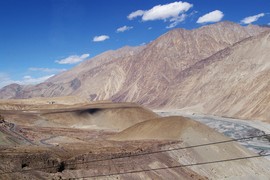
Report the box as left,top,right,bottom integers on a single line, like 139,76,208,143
55,54,90,64
128,1,193,28
116,26,133,33
127,10,145,20
140,42,146,46
166,14,187,28
20,75,54,84
93,35,110,42
241,13,265,24
0,73,12,88
197,10,224,24
0,73,54,88
29,67,66,73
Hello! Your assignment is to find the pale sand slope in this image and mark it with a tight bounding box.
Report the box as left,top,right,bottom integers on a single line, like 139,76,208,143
44,136,86,144
0,96,92,111
0,101,159,131
110,116,270,179
0,96,89,105
41,106,159,131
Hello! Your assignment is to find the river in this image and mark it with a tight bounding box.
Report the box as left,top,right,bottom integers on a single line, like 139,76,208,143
156,110,270,159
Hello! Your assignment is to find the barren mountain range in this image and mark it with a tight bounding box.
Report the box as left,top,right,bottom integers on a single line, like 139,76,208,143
1,21,270,179
1,21,269,121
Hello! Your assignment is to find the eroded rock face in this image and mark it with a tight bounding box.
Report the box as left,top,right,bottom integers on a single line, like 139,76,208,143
0,22,269,120
70,78,81,91
0,83,23,99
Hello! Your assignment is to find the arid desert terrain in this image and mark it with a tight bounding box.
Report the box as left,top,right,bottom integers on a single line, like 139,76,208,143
1,20,270,179
0,98,270,179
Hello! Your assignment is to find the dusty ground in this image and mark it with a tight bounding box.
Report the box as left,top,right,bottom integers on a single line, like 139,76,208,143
0,100,205,179
0,99,270,179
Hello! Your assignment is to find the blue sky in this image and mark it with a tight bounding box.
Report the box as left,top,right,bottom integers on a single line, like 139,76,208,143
0,0,269,88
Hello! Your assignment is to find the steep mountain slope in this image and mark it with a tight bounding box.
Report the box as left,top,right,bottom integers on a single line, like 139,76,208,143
111,22,268,104
0,22,269,121
150,31,270,121
0,46,144,99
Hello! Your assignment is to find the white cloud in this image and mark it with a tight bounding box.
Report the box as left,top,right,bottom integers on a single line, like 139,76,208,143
148,27,152,30
116,26,133,33
55,54,90,64
140,42,146,46
127,10,145,20
128,1,192,28
0,73,54,88
197,10,224,24
166,14,187,28
0,73,12,88
21,75,54,84
29,67,66,73
93,35,110,42
142,1,193,21
241,13,265,24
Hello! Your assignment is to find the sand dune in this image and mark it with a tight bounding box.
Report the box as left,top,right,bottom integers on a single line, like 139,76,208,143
0,101,159,131
42,106,159,131
110,116,227,141
110,116,270,179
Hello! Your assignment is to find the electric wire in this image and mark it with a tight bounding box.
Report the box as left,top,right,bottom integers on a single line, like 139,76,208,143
0,133,269,175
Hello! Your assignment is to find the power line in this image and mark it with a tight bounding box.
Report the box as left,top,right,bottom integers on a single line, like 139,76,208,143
0,133,269,175
66,153,270,179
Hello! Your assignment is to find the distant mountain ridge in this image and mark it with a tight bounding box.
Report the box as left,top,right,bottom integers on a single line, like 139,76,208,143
1,21,269,120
